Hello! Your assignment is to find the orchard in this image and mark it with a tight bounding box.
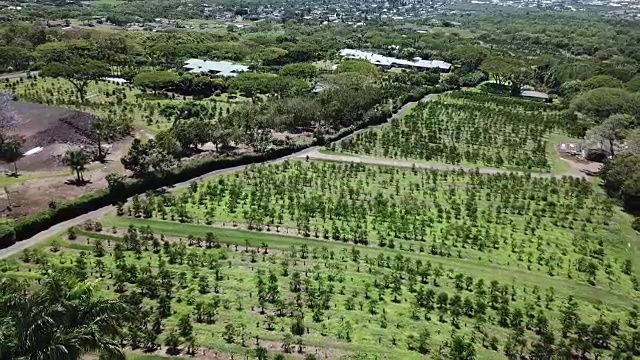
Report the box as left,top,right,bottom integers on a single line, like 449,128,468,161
337,92,571,172
6,213,640,359
116,160,639,297
0,77,237,132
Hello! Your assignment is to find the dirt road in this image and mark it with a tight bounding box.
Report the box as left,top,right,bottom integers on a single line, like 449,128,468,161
300,151,562,178
0,71,40,80
0,90,556,259
0,146,319,259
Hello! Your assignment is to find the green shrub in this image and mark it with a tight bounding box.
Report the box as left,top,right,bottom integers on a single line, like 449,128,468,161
0,87,436,248
0,224,16,248
68,226,78,240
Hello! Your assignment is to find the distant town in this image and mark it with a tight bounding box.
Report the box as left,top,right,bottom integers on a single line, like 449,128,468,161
1,0,640,26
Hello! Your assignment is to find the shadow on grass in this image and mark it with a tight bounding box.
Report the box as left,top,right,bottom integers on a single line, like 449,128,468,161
64,179,92,186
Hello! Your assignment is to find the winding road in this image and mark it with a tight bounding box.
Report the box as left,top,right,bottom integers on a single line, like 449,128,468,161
0,91,571,259
300,151,558,178
0,146,319,259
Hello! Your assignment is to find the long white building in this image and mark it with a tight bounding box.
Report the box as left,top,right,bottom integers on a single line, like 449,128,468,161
339,49,451,71
183,59,250,77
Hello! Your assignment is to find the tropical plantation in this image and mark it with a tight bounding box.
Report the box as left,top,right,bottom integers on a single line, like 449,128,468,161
1,4,640,360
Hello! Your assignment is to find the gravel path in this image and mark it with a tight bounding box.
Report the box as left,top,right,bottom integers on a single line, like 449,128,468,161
0,146,319,259
0,71,39,80
301,151,562,178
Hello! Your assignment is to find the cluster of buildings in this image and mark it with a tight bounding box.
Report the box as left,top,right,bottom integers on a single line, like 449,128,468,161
193,0,640,24
180,48,450,81
339,49,451,71
464,0,640,19
206,0,640,23
196,0,456,25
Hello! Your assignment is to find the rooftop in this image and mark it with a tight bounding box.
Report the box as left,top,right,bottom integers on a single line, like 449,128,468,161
520,90,549,99
339,49,451,70
183,59,250,77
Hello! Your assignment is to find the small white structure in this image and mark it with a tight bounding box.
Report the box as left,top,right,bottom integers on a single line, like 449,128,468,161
23,147,43,156
520,90,550,101
183,59,250,77
339,49,451,71
103,77,129,84
559,143,581,156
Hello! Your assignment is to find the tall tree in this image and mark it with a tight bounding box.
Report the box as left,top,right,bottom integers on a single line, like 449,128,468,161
570,88,640,121
600,153,640,211
582,75,624,91
41,60,110,104
0,93,18,145
480,57,514,85
280,63,319,79
90,117,117,162
0,135,24,176
585,114,631,157
625,129,640,155
508,65,532,96
133,71,180,94
337,60,379,77
0,47,32,72
121,139,175,178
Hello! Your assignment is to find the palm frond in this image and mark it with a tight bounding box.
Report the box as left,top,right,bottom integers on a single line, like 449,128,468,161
3,273,128,360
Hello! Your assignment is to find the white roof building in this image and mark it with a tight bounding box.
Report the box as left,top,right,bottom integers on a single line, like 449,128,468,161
520,90,550,100
339,49,451,71
183,59,250,77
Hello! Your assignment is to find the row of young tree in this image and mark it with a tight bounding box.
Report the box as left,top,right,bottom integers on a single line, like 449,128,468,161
338,92,569,171
118,160,636,293
10,221,640,359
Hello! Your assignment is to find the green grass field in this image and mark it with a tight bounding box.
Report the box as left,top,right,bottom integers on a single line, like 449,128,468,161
0,171,70,187
4,157,639,359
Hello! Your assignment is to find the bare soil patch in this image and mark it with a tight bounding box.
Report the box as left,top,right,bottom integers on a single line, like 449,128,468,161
2,101,96,173
3,170,108,218
0,135,133,219
9,101,94,149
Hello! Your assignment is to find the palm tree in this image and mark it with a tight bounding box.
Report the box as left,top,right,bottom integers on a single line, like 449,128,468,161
63,149,91,183
0,272,127,360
